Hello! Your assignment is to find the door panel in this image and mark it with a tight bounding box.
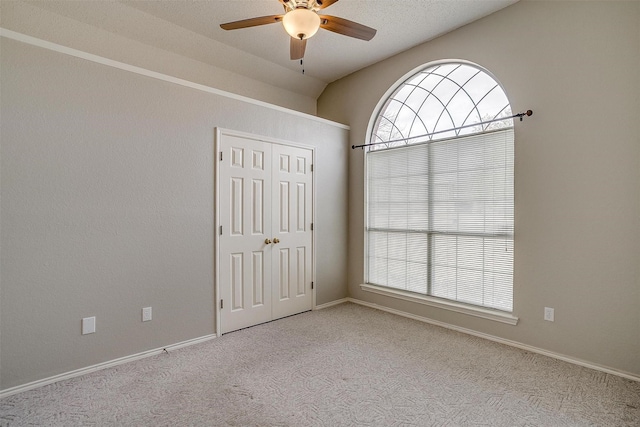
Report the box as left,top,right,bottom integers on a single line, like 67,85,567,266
251,251,265,306
230,253,244,310
271,144,313,320
279,181,290,233
278,248,290,300
220,135,273,333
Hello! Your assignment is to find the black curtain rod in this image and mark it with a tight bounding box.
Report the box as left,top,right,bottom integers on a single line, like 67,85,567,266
352,110,533,150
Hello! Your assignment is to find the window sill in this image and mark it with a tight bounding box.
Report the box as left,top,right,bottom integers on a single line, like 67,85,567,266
360,284,519,325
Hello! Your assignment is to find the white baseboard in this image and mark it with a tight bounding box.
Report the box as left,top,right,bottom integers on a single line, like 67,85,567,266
0,334,217,399
4,298,638,399
314,298,349,310
344,298,640,383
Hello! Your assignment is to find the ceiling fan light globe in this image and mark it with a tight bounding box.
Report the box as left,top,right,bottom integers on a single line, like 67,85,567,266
283,8,321,40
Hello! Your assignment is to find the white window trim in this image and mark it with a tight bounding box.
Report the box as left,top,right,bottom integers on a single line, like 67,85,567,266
360,283,519,325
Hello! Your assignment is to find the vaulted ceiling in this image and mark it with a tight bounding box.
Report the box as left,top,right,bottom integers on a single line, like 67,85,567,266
12,0,518,99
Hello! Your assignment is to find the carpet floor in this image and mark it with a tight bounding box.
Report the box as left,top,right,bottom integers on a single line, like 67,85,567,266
1,302,639,426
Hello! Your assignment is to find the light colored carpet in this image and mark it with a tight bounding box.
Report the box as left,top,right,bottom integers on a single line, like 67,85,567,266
1,302,639,426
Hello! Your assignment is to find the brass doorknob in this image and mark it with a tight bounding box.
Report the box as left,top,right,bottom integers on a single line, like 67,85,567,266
265,239,272,244
273,238,280,244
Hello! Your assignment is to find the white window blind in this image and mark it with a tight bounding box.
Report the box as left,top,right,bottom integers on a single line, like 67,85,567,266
366,129,514,312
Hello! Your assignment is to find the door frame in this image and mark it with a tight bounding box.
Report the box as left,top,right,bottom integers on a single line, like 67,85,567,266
214,127,316,336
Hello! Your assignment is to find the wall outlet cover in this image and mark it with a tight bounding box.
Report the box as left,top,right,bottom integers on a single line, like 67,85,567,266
142,307,152,322
82,316,96,334
544,307,555,322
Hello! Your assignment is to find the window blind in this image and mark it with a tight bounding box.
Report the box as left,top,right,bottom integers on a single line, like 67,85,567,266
366,129,514,312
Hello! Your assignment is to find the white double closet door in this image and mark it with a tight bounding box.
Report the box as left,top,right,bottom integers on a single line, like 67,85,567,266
218,132,313,334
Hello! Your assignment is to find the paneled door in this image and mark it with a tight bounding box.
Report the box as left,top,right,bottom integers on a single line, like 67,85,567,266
270,144,313,320
218,131,313,334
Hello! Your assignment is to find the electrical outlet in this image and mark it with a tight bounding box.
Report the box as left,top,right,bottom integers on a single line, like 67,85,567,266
142,307,152,322
82,316,96,335
544,307,555,322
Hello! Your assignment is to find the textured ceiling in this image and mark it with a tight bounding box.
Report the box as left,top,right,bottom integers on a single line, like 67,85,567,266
19,0,518,98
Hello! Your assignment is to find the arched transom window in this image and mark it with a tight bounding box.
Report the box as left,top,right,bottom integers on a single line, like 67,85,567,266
371,62,513,149
365,61,515,316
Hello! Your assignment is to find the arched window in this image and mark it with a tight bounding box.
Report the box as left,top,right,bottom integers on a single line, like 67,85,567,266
365,61,514,314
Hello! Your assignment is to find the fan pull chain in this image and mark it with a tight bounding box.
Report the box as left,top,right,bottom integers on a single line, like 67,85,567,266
300,59,305,75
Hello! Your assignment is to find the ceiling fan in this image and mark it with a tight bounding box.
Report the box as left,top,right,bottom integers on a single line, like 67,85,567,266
220,0,376,61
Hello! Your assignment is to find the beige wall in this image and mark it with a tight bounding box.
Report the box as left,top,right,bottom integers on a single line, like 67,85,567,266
0,38,349,390
0,1,322,114
318,0,640,376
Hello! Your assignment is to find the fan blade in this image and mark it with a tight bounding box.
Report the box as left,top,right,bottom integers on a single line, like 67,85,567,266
220,15,283,30
319,15,376,41
317,0,339,9
290,37,307,60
